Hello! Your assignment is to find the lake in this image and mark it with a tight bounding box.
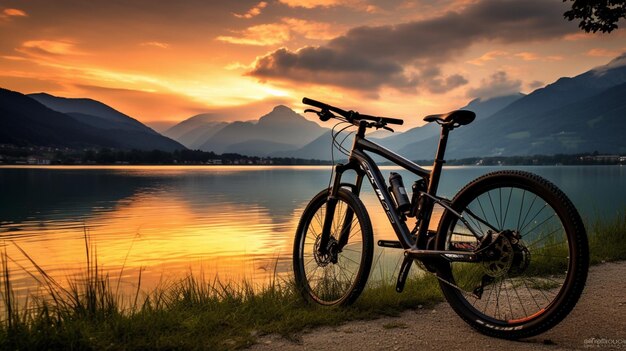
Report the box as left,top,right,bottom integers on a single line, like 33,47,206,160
1,165,625,297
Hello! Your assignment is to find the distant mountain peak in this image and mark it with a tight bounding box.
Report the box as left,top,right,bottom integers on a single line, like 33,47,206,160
29,92,100,106
258,105,302,124
29,92,54,98
272,104,292,112
1,88,185,151
592,52,626,74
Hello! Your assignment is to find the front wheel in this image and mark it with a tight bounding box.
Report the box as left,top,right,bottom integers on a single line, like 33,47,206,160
293,188,373,306
435,171,588,338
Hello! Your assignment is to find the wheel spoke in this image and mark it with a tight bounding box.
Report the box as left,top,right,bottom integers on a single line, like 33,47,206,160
487,191,501,230
519,194,539,234
440,174,584,330
295,191,371,306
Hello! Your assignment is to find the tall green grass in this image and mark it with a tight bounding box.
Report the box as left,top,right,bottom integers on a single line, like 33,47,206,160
588,213,626,264
0,241,440,350
0,213,624,350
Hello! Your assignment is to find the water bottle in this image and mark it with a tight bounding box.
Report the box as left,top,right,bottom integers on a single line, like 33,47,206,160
389,172,410,212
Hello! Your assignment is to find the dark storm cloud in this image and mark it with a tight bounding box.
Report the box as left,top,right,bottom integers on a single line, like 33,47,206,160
413,67,469,94
247,47,407,90
249,0,577,93
466,71,522,99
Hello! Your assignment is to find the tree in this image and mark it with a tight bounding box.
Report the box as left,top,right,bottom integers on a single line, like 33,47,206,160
564,0,626,33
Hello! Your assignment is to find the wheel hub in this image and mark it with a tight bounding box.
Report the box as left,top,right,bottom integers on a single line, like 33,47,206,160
482,235,514,277
481,230,530,278
314,236,339,266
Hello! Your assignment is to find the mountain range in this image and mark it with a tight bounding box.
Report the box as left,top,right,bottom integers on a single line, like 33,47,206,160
0,90,185,151
161,113,229,150
398,54,626,160
164,54,624,160
2,54,625,159
197,105,326,156
162,91,524,160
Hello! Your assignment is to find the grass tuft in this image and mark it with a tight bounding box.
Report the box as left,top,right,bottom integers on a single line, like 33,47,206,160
588,213,626,264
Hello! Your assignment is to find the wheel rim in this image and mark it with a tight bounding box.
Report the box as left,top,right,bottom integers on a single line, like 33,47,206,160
300,198,365,305
444,185,572,324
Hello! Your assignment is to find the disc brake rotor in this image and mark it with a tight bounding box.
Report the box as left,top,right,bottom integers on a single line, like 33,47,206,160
482,236,514,278
313,236,338,267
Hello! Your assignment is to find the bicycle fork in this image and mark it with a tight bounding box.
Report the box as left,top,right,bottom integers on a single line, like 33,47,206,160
318,163,363,258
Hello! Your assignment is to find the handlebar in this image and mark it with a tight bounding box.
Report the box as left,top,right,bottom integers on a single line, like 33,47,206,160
302,97,404,126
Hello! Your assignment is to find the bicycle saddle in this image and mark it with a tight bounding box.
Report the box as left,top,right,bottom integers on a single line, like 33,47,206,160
423,110,475,126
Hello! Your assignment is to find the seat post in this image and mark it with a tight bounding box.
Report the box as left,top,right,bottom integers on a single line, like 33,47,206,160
413,124,451,249
427,124,451,196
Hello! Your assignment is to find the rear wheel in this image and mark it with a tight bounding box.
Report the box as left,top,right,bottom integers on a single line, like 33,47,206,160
293,188,373,306
436,171,588,338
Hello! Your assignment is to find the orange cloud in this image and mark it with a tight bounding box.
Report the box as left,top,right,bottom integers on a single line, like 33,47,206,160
217,18,340,46
217,23,291,46
234,1,267,19
514,52,540,61
515,52,563,61
2,8,28,17
19,40,85,56
140,41,170,49
283,18,342,40
278,0,373,11
564,32,596,41
467,50,508,66
586,48,624,57
278,0,341,8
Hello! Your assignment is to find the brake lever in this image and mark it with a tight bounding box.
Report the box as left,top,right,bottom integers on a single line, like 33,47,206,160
319,109,334,121
304,108,335,121
371,120,394,133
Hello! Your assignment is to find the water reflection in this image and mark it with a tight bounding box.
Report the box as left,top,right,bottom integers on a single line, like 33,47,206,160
0,166,338,296
0,165,624,299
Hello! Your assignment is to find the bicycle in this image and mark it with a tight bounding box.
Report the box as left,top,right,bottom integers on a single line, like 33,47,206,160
292,97,589,339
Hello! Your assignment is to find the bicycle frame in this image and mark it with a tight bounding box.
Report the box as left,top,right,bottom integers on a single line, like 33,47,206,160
319,120,483,262
297,98,588,334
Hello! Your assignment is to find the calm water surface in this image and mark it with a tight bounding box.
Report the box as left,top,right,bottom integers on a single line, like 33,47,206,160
1,165,624,296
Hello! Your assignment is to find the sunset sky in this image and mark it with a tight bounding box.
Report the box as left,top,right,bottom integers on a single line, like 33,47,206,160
1,0,625,130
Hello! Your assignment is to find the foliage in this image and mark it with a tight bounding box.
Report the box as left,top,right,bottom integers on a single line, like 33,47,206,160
0,145,333,166
564,0,626,33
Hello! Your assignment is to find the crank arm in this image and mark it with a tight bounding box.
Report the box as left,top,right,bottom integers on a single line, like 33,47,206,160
395,255,413,293
405,249,480,262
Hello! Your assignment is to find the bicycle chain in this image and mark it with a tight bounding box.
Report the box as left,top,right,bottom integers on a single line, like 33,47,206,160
422,266,482,299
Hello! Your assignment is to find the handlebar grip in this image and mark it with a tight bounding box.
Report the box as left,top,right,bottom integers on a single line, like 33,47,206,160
302,97,329,110
382,117,404,125
303,97,350,118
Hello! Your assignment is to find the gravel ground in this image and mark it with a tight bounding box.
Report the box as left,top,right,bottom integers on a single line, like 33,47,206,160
249,261,626,350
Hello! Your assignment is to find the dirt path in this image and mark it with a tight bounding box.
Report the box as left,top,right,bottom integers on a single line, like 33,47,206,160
249,261,626,350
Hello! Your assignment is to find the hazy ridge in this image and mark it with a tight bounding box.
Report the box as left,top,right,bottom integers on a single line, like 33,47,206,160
2,55,626,158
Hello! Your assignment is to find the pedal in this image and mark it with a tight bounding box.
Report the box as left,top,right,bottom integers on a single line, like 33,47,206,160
395,255,413,292
472,275,494,299
377,240,403,248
